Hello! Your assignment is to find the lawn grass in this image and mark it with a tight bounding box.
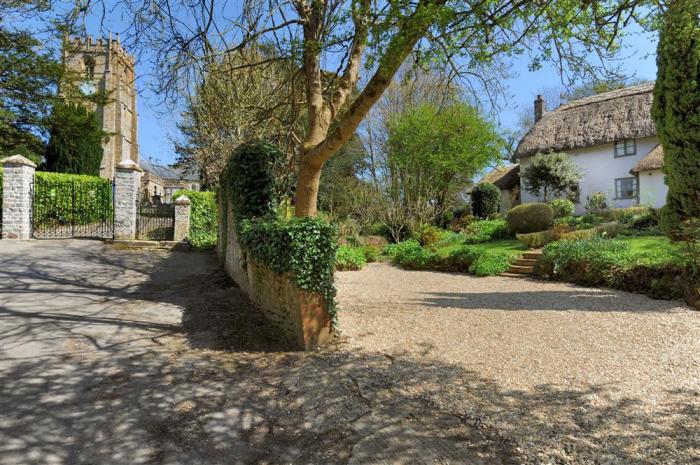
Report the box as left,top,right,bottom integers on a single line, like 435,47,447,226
619,235,684,255
436,239,527,258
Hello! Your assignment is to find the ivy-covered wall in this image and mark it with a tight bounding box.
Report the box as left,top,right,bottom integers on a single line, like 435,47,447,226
217,142,336,349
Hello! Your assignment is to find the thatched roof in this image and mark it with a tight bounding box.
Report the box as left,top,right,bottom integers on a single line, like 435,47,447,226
514,82,657,159
631,144,664,173
479,164,520,189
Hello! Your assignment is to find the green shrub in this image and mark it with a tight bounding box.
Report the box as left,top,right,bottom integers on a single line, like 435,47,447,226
601,207,651,222
585,192,609,213
33,171,112,225
336,246,367,271
44,103,106,175
469,252,511,276
361,246,380,263
416,224,449,247
536,236,698,303
516,230,555,249
389,240,441,269
471,182,501,219
433,231,465,248
506,203,554,234
444,245,485,272
173,190,217,250
550,198,575,218
462,219,511,244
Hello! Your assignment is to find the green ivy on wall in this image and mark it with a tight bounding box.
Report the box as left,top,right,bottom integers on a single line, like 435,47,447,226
173,190,218,250
221,142,338,321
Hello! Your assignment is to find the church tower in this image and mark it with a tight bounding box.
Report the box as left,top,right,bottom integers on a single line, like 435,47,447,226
63,35,139,179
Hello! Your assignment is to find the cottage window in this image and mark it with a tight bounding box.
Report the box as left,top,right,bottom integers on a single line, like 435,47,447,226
615,177,638,200
614,139,636,157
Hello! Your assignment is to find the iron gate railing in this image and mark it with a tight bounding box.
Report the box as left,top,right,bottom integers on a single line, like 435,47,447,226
32,177,114,239
136,201,174,240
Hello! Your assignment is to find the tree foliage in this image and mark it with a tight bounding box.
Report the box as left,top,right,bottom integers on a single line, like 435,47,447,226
0,26,63,158
522,152,582,202
23,0,662,217
651,0,700,238
44,103,105,175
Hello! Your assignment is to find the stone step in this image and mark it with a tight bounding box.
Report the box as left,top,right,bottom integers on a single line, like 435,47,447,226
515,258,537,266
507,265,534,274
500,272,529,278
522,251,543,260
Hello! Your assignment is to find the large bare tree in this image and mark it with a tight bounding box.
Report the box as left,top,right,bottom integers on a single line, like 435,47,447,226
49,0,656,216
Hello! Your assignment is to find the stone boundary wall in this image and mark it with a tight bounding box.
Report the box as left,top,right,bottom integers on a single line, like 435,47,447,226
216,193,331,350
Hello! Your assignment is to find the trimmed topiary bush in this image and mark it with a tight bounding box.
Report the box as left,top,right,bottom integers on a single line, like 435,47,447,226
506,203,554,234
33,171,112,225
550,198,575,218
516,230,555,249
471,182,501,219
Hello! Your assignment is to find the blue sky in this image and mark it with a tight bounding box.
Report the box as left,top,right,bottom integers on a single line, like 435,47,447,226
23,9,661,166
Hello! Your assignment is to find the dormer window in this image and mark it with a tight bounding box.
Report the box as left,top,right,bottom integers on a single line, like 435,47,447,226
614,139,636,157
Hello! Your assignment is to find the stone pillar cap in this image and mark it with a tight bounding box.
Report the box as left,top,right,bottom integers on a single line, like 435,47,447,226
174,195,191,206
1,154,37,168
116,159,143,172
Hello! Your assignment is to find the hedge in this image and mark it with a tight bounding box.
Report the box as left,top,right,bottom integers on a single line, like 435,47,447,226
173,190,217,250
33,171,112,225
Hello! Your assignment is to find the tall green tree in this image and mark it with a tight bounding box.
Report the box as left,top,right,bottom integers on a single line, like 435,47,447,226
522,152,582,202
652,0,700,238
34,0,661,217
0,26,63,160
44,103,105,175
386,102,503,218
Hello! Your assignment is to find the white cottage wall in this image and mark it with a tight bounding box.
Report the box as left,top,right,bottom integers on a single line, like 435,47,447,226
638,169,668,208
519,136,660,214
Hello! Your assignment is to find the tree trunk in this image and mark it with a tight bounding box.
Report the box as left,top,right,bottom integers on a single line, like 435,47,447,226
295,158,323,217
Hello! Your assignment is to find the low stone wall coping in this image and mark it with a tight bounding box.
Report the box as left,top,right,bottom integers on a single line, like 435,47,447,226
1,154,37,168
174,195,192,206
116,159,143,172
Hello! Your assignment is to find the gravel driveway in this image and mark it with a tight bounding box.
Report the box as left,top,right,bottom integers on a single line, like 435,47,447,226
1,241,698,464
336,263,700,464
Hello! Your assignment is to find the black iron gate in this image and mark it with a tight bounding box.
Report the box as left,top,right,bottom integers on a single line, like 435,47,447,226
136,200,174,240
32,177,114,239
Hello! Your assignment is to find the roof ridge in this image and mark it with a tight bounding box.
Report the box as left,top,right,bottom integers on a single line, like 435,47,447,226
553,81,654,113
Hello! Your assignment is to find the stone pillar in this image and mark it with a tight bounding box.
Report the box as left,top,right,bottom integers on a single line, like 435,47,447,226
173,195,191,242
114,159,142,240
1,155,36,240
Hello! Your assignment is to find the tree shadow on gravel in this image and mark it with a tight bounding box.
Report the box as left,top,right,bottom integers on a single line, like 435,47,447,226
0,241,697,464
416,289,685,313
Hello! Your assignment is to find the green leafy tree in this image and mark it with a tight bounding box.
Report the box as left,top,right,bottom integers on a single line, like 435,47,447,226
0,27,63,157
44,103,105,175
522,152,582,202
386,102,503,218
35,0,661,217
651,0,700,238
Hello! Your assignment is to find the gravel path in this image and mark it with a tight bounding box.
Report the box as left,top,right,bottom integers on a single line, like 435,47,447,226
336,263,700,464
2,242,698,464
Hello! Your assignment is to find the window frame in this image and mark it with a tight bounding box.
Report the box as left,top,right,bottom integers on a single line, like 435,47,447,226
614,177,638,200
614,138,637,158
